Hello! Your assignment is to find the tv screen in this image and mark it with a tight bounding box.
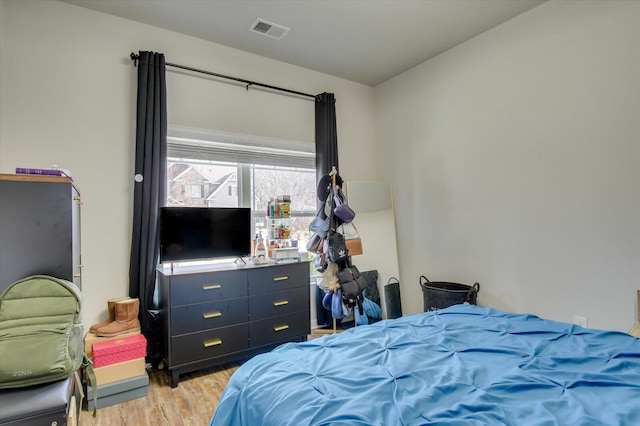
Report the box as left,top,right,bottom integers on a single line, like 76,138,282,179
160,207,251,263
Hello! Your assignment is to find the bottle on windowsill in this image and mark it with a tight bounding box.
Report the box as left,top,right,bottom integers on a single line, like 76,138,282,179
255,238,267,263
268,198,275,217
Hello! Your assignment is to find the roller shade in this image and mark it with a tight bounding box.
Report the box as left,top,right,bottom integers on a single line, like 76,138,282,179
168,135,314,169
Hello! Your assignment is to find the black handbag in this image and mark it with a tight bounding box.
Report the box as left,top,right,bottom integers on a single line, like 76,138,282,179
337,265,365,299
327,231,348,263
337,264,366,314
326,189,348,263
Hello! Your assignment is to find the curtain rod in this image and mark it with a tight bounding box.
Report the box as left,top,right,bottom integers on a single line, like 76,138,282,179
130,53,319,101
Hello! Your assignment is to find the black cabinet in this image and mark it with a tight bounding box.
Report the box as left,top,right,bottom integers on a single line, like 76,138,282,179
0,174,82,293
158,261,310,387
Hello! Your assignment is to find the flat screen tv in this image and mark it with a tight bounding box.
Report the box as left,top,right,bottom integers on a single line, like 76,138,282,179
160,207,251,263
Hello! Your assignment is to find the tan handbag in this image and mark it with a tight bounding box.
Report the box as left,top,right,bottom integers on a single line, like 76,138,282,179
346,238,363,256
340,222,363,256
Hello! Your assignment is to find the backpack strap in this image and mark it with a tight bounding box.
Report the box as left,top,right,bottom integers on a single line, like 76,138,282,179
72,370,84,420
83,355,98,416
357,293,364,316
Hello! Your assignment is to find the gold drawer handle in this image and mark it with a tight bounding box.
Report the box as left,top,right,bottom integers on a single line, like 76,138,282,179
273,325,289,332
203,311,222,319
73,273,81,278
273,276,289,282
202,284,221,290
273,300,289,307
204,338,223,348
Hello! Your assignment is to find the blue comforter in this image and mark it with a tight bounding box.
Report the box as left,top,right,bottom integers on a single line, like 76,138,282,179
210,305,640,425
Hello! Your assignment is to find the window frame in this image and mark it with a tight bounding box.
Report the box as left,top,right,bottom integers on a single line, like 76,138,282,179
166,126,317,250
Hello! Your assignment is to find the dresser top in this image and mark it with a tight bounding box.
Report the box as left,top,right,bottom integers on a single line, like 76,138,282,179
158,260,307,276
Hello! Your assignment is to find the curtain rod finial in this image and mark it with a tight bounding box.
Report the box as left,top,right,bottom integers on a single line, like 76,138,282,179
130,52,139,67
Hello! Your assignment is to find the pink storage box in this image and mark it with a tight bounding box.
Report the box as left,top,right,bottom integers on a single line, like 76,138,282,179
92,333,147,368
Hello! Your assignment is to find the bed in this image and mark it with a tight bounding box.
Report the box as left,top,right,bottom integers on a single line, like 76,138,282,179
210,305,640,425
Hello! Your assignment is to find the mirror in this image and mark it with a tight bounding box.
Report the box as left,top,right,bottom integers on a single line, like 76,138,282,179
344,181,401,319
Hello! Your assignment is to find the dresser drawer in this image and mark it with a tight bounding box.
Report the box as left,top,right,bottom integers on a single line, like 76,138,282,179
169,270,247,306
159,263,311,387
171,297,248,335
249,286,309,320
171,324,249,366
248,262,309,295
249,310,309,347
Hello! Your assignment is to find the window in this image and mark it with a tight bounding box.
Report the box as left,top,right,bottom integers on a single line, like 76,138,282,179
184,184,202,198
166,127,316,253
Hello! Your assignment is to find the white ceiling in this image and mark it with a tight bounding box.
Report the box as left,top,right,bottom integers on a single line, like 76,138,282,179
59,0,546,87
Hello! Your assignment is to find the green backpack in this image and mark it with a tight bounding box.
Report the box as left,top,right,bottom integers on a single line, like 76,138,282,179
0,275,95,401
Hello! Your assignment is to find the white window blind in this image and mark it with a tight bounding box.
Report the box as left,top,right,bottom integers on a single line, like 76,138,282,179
167,127,314,169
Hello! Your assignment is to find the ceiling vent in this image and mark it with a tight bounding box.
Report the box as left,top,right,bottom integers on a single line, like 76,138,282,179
249,18,290,40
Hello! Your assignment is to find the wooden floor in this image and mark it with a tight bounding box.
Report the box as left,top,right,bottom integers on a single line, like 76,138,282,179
78,362,239,426
77,332,331,425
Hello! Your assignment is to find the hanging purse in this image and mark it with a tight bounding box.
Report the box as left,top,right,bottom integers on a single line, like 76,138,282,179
345,237,363,256
331,288,345,319
320,262,339,292
338,265,366,301
326,187,349,263
327,231,348,263
309,205,330,239
309,215,329,239
313,238,329,273
306,233,322,254
333,187,355,223
339,222,363,256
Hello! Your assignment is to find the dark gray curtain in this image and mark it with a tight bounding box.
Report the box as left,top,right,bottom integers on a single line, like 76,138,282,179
129,51,167,365
315,92,339,184
315,92,338,327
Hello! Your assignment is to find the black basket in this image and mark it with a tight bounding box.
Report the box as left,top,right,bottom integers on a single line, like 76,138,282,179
419,275,480,312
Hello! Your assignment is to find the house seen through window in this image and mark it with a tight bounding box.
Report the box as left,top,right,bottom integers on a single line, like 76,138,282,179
166,128,316,257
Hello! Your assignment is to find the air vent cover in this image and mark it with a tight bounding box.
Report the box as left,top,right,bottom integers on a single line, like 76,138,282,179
249,18,290,40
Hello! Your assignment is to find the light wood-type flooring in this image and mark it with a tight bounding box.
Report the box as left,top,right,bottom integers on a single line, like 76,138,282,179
78,362,239,426
77,332,329,425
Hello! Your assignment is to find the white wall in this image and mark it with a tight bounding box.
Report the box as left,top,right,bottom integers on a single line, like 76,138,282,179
375,0,640,331
2,0,638,334
0,0,375,330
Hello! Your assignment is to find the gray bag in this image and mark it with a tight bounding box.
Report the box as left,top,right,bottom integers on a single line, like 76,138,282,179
309,213,329,239
306,233,322,253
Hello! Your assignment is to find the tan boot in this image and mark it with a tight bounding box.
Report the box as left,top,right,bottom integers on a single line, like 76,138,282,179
95,298,141,337
89,297,131,334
